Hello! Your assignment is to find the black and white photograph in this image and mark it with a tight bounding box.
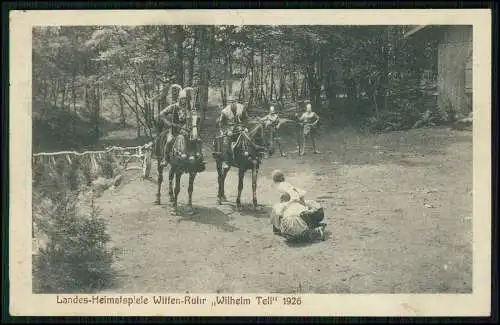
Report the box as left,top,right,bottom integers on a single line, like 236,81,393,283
9,9,492,317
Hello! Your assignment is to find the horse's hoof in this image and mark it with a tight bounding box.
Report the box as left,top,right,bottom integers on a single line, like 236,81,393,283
154,199,161,205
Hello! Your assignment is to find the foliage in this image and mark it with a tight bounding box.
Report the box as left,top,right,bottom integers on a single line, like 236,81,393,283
33,191,117,293
32,148,121,293
33,24,449,144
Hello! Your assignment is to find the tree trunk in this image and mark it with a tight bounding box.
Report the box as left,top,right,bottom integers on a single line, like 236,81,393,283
260,48,264,104
52,80,59,107
222,54,229,105
133,84,142,138
325,69,337,107
187,33,196,86
279,69,285,101
136,112,141,138
84,85,89,112
270,65,274,102
228,55,234,96
175,26,185,85
249,49,255,107
60,83,67,109
92,86,100,141
239,73,246,101
197,26,211,127
71,73,76,111
306,58,321,111
42,80,48,104
118,93,126,127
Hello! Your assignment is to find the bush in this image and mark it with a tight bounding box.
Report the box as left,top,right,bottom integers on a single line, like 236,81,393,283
32,107,99,153
100,153,121,179
32,155,118,293
33,192,117,293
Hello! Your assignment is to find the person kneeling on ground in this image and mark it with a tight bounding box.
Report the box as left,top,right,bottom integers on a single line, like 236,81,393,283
270,169,326,242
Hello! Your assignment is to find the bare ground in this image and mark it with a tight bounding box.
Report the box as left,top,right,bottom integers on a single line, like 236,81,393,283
96,126,472,294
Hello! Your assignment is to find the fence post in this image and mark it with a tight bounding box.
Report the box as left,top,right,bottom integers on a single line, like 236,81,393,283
142,143,152,179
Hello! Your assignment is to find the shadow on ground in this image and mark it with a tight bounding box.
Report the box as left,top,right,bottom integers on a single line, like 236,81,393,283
283,229,333,248
176,205,239,232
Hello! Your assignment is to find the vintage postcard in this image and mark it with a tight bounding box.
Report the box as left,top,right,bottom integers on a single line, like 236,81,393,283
9,9,491,317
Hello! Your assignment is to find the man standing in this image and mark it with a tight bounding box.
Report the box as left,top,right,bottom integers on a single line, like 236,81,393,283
157,89,190,166
218,97,249,169
298,103,320,155
260,105,286,157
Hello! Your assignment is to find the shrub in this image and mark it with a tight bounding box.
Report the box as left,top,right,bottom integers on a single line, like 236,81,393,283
33,192,117,293
100,153,121,179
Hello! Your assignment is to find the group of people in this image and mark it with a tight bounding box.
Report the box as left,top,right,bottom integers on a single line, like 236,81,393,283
258,102,321,157
156,93,326,243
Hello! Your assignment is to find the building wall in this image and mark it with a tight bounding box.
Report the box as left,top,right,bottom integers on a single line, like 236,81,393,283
437,25,473,115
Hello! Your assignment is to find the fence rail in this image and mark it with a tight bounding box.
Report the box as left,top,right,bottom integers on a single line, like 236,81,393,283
32,142,154,179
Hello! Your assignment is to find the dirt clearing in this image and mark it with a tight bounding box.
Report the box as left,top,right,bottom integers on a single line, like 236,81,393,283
96,126,472,294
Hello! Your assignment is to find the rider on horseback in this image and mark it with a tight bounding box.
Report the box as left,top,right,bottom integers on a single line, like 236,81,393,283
158,89,190,166
218,97,249,170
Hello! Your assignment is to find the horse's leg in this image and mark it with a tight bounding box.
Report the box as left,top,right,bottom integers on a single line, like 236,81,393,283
216,160,223,204
251,165,259,210
221,166,230,201
173,171,182,211
187,171,196,212
155,160,163,205
236,168,245,210
216,160,229,204
168,166,175,203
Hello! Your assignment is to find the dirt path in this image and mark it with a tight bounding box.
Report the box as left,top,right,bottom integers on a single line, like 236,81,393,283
96,127,472,294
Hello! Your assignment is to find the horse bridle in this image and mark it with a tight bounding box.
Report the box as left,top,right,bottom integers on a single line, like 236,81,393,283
235,123,266,153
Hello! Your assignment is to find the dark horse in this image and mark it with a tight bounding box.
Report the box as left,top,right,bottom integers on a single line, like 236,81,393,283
212,116,267,211
154,110,205,214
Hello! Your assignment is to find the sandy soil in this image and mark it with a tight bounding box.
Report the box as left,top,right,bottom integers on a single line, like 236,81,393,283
95,126,472,294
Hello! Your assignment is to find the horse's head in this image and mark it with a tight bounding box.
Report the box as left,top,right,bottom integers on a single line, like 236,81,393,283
183,110,204,160
235,120,266,165
187,110,200,142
